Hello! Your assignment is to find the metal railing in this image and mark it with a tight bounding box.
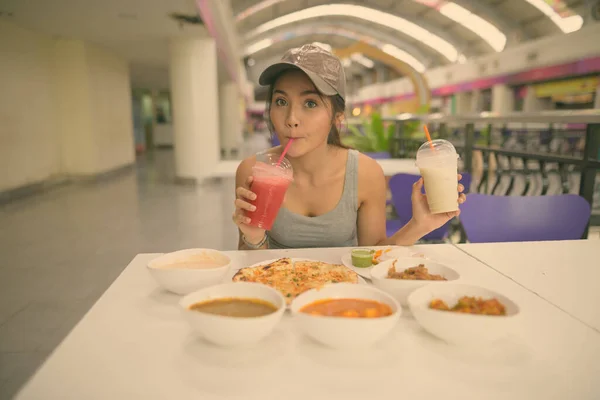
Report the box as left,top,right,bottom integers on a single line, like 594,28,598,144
348,110,600,237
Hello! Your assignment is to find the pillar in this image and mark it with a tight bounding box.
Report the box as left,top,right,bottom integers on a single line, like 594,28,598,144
523,85,545,112
454,92,473,114
471,90,482,113
219,81,244,158
169,37,220,183
491,84,515,114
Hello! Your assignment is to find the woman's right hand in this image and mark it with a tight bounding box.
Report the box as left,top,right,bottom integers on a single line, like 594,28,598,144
232,175,266,244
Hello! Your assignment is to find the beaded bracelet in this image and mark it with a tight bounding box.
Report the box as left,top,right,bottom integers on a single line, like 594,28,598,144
242,233,268,249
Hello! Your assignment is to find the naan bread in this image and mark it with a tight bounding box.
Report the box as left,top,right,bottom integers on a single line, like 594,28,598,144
232,258,359,304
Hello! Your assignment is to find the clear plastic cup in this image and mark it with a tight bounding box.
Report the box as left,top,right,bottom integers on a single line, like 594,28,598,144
245,152,293,230
415,139,459,214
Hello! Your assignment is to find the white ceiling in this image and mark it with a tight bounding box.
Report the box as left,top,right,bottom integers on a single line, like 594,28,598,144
233,0,587,68
1,0,230,89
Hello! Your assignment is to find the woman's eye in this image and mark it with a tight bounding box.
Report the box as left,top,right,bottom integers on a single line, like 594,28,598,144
274,98,287,106
305,100,317,108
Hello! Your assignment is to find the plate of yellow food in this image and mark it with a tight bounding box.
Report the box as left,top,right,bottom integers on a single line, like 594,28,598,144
230,257,366,305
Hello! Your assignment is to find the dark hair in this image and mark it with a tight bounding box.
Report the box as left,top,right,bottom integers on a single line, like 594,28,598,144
264,75,349,149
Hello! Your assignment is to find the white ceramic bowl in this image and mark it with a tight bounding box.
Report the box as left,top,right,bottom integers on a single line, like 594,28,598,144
370,257,460,306
408,283,521,346
290,283,401,349
179,282,286,347
147,248,231,295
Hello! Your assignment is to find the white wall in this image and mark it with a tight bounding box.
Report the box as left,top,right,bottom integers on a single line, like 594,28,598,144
54,39,96,175
0,22,135,192
86,44,135,173
0,22,61,191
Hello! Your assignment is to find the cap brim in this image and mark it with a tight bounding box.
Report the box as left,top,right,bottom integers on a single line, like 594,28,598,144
258,62,338,97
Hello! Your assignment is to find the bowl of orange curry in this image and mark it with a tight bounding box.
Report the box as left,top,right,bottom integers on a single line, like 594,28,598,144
408,283,521,346
289,283,401,349
370,257,460,306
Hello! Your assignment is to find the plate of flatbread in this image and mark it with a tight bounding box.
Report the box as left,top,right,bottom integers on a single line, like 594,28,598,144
231,257,366,305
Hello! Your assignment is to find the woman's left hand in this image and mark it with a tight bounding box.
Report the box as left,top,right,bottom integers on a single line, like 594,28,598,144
410,174,467,233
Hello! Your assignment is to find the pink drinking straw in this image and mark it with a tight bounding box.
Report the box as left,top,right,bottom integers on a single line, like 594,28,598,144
276,138,294,166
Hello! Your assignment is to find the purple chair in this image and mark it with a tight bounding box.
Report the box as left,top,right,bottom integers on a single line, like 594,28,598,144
386,173,471,241
459,194,591,243
364,151,391,159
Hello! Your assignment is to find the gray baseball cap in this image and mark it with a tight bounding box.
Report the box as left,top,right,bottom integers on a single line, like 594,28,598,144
258,43,347,101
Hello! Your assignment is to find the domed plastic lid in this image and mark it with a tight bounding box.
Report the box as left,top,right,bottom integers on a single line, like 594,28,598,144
254,151,294,180
415,139,458,167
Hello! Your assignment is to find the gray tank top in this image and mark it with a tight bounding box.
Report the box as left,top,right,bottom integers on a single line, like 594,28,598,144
268,149,359,249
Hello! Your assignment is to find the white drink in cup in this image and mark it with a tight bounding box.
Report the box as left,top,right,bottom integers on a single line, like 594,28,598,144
415,139,459,214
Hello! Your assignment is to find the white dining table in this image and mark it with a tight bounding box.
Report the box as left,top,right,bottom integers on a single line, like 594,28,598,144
456,240,600,332
211,158,419,178
15,244,600,400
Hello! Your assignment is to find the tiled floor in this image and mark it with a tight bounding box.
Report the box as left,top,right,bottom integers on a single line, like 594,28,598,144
1,146,599,399
0,150,242,399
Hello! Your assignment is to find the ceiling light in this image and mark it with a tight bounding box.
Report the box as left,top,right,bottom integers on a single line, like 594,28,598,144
244,27,429,73
312,42,332,51
235,0,285,22
350,53,375,68
381,44,426,73
245,4,459,62
438,2,506,51
243,38,273,55
523,0,583,33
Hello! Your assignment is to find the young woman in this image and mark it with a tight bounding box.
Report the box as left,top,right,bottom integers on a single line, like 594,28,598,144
233,44,466,250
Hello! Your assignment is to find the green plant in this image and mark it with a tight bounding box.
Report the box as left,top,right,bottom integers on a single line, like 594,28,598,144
342,113,395,152
476,125,491,145
398,104,431,140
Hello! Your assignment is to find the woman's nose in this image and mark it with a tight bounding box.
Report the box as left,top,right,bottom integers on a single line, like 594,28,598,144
285,108,299,128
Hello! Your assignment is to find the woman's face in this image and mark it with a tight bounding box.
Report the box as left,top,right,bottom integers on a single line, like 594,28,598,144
269,70,335,158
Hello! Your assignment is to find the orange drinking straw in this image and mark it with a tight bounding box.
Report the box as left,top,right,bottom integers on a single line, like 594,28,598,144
423,125,435,151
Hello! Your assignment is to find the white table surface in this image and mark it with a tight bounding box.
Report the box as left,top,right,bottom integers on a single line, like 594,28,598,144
211,159,419,178
456,240,600,332
375,159,419,176
15,244,600,400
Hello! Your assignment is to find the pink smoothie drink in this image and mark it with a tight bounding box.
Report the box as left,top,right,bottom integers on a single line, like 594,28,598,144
245,154,293,230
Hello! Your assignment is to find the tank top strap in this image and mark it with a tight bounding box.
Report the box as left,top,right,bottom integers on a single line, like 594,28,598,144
342,149,359,211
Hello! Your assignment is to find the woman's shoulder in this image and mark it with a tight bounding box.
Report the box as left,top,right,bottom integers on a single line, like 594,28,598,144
354,151,386,202
355,151,385,180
